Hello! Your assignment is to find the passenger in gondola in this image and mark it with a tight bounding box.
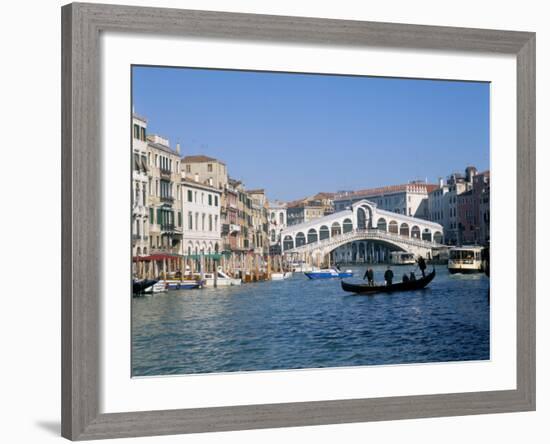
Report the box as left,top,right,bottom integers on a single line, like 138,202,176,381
384,266,394,286
334,262,341,272
417,255,427,277
402,273,409,283
409,271,416,281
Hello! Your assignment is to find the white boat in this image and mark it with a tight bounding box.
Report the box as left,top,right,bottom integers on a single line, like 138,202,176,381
271,271,293,280
390,251,416,265
289,262,314,273
143,281,168,293
448,246,484,274
202,267,242,287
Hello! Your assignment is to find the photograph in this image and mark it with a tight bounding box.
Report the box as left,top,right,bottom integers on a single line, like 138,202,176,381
131,66,491,377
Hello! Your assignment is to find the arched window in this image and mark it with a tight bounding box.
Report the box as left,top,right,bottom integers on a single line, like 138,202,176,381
399,223,410,237
270,229,276,242
411,225,421,238
331,222,342,237
422,228,432,242
377,218,387,231
343,218,353,233
433,231,443,243
215,242,219,253
283,235,294,251
389,221,398,234
319,225,330,240
307,228,318,244
295,232,306,247
357,207,367,230
279,212,284,225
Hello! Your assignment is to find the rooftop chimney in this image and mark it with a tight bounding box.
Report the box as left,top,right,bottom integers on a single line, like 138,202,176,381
194,172,199,182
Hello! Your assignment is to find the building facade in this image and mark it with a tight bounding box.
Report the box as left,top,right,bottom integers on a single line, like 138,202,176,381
180,178,222,256
268,201,287,253
333,182,436,219
132,114,150,256
146,134,183,255
182,155,228,190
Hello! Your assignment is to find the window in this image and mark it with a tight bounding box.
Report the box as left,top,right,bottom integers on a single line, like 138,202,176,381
209,214,213,231
207,163,213,172
186,164,191,173
178,211,182,227
187,189,192,202
133,124,139,139
149,207,154,223
202,213,205,230
140,126,146,141
208,194,212,206
188,211,193,230
215,195,218,206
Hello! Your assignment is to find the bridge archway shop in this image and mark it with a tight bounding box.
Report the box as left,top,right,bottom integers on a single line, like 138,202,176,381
280,199,443,262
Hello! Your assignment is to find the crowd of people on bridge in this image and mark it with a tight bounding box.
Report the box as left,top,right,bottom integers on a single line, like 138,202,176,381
362,255,428,286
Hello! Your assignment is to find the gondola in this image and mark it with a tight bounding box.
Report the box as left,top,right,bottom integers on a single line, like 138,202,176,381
341,269,436,295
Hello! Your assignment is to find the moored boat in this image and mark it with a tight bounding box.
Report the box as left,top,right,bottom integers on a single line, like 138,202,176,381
202,267,242,287
389,251,416,265
305,268,353,279
133,279,158,294
271,271,293,280
448,246,484,274
341,269,436,294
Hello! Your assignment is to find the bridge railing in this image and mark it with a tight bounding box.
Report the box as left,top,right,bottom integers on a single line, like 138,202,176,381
284,228,442,254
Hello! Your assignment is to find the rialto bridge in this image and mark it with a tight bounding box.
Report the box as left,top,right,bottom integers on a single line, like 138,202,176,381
280,200,444,263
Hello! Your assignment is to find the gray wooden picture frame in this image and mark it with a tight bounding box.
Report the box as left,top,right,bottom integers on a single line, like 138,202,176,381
61,2,536,440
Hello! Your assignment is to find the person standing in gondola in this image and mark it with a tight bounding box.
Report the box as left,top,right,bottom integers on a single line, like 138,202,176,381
384,266,394,286
417,255,427,277
363,267,374,286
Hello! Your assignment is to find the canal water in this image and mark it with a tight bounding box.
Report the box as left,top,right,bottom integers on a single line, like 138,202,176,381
132,264,489,377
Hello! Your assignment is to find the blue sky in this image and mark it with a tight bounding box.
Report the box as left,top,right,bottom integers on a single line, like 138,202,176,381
132,66,489,201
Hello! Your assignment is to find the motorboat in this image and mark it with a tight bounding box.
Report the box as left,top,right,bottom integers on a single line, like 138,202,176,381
304,268,353,279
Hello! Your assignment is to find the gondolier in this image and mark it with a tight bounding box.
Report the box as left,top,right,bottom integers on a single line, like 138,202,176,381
384,266,394,286
417,255,427,277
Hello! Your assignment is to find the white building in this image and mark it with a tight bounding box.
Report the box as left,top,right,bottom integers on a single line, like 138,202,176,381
132,113,150,256
181,178,222,256
268,201,287,247
333,182,437,219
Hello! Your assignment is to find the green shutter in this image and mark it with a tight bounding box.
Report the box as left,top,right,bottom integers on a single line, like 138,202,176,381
149,207,154,223
157,209,162,225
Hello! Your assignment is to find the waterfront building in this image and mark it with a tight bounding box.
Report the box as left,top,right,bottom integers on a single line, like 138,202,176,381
221,178,242,253
247,189,269,255
146,134,183,255
333,182,436,219
268,201,287,253
132,113,150,257
180,178,222,256
181,155,228,190
428,167,479,245
475,171,490,245
287,202,325,226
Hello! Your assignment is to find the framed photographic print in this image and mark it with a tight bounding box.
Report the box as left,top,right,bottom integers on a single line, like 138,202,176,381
61,2,535,440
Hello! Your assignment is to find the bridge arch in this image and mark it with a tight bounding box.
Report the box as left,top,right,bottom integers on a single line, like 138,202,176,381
422,228,432,242
411,225,420,239
307,228,318,244
434,231,443,243
283,235,294,250
400,222,410,237
319,225,330,240
343,218,353,233
377,217,387,231
389,220,398,234
331,222,342,236
295,232,306,247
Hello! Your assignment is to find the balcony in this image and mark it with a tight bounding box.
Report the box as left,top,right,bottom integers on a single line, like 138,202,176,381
132,234,142,240
160,167,172,178
160,196,174,204
230,224,241,233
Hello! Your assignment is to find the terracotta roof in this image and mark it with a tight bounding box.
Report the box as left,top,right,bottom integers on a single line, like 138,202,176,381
182,155,224,164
